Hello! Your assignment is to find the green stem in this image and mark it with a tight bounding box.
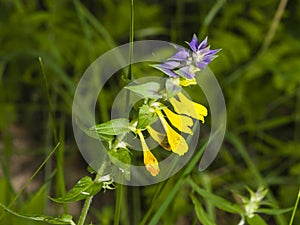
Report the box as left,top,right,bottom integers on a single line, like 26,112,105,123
77,196,93,225
124,0,134,82
39,57,58,142
260,0,289,53
132,187,141,225
199,0,226,37
114,184,124,225
129,0,134,79
288,188,300,225
77,161,108,225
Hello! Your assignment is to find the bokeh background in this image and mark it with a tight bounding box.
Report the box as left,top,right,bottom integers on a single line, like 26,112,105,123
0,0,299,224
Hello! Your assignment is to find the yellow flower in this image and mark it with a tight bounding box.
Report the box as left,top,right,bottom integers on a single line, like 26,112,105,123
169,92,208,123
155,109,188,156
147,126,171,151
137,129,159,176
179,77,197,86
161,107,193,134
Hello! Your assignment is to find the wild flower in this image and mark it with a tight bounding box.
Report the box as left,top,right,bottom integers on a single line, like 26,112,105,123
152,34,220,86
91,34,217,177
140,94,207,173
137,129,160,176
169,92,208,123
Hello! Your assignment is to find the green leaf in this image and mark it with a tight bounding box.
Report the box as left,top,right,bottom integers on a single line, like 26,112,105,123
0,203,75,225
190,194,216,225
125,82,163,99
246,215,268,225
42,214,76,225
109,148,131,180
137,104,158,129
257,207,293,215
75,118,114,142
90,118,131,136
188,178,243,214
50,176,102,203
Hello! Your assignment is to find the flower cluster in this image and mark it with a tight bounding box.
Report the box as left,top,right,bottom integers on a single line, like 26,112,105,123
137,92,208,176
152,34,220,86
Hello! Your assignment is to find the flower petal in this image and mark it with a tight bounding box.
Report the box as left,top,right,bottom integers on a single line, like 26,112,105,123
137,130,160,176
169,49,190,61
155,109,188,155
147,126,171,151
162,107,193,134
157,61,181,69
197,36,208,50
169,92,208,122
143,150,160,176
179,78,197,87
188,34,200,52
175,66,195,79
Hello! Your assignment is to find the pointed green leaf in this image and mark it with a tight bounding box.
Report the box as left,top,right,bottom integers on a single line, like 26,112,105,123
109,148,131,180
125,82,163,99
0,203,75,225
50,176,102,203
75,118,114,142
190,194,216,225
137,104,158,129
188,178,243,214
22,184,47,214
90,118,131,136
257,207,293,215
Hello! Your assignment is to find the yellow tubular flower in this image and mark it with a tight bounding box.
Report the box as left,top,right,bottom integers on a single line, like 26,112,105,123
155,109,188,156
179,78,197,86
137,129,159,176
162,107,193,134
147,126,171,151
169,92,208,123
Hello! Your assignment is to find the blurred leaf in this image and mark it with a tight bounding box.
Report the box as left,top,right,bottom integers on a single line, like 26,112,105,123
125,82,163,99
21,184,46,215
50,176,102,203
188,178,243,214
109,148,131,180
190,194,216,225
0,203,75,225
257,207,293,215
137,104,158,129
90,118,131,136
246,215,268,225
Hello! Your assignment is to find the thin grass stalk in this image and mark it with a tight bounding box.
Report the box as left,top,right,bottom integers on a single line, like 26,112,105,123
260,0,289,53
288,188,300,225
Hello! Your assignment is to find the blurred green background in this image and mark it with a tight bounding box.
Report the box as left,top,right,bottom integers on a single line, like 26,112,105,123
0,0,299,224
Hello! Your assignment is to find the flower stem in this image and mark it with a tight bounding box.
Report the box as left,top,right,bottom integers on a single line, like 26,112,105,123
77,161,108,225
114,183,124,225
77,196,93,225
